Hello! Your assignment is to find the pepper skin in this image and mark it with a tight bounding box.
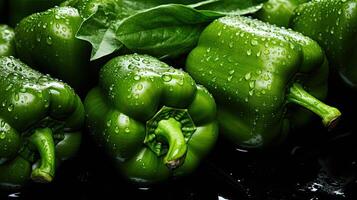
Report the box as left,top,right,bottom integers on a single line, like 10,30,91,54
255,0,309,27
8,0,64,26
291,0,357,89
0,25,15,57
85,54,218,185
14,6,92,94
186,16,341,149
0,57,84,189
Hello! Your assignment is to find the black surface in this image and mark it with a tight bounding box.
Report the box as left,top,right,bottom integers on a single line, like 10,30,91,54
1,74,357,200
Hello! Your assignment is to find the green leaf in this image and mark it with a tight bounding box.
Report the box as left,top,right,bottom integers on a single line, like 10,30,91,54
76,4,123,60
195,0,267,15
74,0,267,60
116,4,223,59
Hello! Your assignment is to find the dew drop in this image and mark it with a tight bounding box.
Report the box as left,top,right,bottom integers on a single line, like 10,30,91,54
133,75,141,81
0,132,5,139
136,83,143,90
251,39,258,46
244,73,251,80
46,37,53,45
162,74,172,82
7,104,14,112
246,49,252,56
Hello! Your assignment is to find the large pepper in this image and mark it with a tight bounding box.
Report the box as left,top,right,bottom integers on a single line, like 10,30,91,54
290,0,357,89
85,54,218,185
0,56,84,189
15,6,92,94
255,0,309,27
8,0,64,26
0,25,15,57
186,16,341,149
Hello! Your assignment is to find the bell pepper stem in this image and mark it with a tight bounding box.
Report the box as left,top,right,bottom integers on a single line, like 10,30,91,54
287,83,341,130
29,128,56,183
155,118,188,169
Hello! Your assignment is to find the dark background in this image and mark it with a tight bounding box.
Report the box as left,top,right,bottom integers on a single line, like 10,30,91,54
0,70,356,200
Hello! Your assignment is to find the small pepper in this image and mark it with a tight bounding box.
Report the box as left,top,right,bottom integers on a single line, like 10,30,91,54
186,16,341,149
291,0,357,89
0,25,15,57
85,54,218,185
256,0,309,27
15,6,92,94
0,56,84,189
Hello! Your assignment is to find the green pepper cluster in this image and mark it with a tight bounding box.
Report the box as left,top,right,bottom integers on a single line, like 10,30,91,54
1,0,355,189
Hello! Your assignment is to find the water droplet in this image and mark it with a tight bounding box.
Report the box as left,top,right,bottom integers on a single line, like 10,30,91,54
244,73,251,80
246,49,252,56
133,55,140,61
229,42,234,48
136,83,143,90
7,104,14,112
46,37,53,45
14,93,19,101
162,74,172,82
0,132,5,139
133,75,141,81
5,84,12,91
128,64,135,69
125,127,130,133
251,39,258,46
249,81,255,88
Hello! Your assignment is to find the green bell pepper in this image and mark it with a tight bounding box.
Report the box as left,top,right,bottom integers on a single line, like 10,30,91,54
0,56,84,189
85,54,218,185
15,6,92,94
291,0,357,88
0,25,15,57
8,0,64,26
255,0,309,27
186,16,341,149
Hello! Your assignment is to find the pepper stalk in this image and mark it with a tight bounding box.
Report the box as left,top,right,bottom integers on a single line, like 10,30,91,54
287,83,341,130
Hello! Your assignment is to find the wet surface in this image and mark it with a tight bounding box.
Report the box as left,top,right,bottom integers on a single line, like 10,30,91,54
0,74,356,200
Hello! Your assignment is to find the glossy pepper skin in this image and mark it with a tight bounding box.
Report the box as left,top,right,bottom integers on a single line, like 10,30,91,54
85,54,218,185
256,0,309,27
186,16,341,149
15,6,92,94
291,0,357,89
8,0,64,26
0,25,15,57
0,57,84,189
